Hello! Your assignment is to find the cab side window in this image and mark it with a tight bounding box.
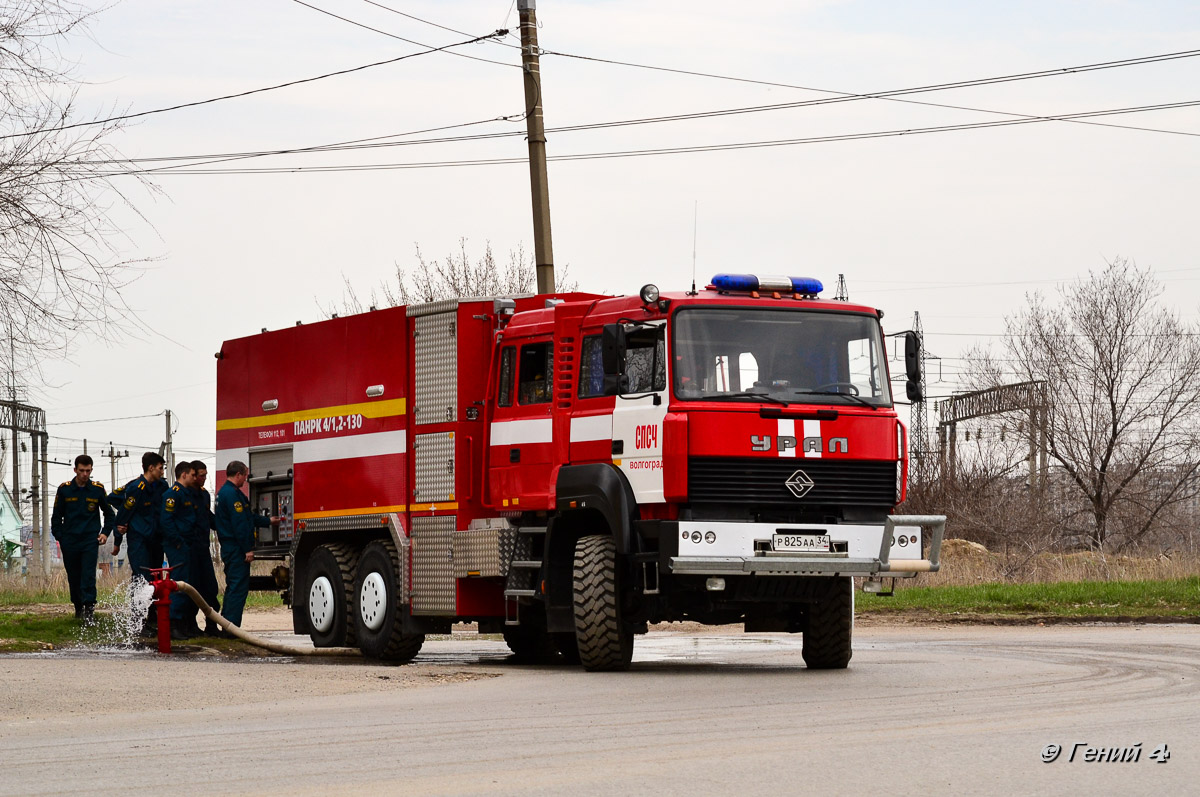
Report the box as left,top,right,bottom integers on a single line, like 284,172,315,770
578,335,604,398
625,326,666,393
518,342,554,405
497,346,515,407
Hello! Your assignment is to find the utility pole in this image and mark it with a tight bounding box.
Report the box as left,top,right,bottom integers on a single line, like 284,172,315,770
40,432,49,574
518,0,555,294
164,410,175,479
8,327,17,517
103,443,129,492
30,432,42,574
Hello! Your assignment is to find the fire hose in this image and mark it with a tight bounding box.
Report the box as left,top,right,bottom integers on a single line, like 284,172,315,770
166,578,361,657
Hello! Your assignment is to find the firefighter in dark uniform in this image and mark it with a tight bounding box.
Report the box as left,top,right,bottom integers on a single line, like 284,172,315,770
50,455,115,621
188,460,223,636
113,452,168,579
160,461,200,640
112,452,168,635
215,460,275,629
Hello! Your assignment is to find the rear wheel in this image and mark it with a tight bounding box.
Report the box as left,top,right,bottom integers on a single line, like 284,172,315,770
802,576,853,669
354,540,424,662
572,535,633,671
305,543,359,648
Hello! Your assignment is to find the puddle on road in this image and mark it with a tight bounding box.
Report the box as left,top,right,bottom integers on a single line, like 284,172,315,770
634,633,797,663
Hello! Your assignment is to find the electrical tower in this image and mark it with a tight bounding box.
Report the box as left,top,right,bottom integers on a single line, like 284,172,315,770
834,274,849,301
909,311,930,482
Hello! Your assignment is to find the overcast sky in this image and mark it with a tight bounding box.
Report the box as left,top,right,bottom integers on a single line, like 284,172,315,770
8,0,1200,496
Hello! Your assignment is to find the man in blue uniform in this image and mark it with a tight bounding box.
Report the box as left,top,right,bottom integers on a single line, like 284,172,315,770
215,460,276,629
160,461,199,640
51,455,115,621
112,452,168,636
188,460,223,637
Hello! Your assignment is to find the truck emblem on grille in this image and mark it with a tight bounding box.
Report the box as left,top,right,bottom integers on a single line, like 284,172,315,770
785,469,815,498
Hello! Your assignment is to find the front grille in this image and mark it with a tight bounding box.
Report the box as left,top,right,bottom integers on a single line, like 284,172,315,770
688,457,895,508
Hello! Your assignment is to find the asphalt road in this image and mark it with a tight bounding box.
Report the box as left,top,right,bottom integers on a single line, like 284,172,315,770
3,624,1197,796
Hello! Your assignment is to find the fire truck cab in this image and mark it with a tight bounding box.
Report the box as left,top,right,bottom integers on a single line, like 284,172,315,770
215,274,944,670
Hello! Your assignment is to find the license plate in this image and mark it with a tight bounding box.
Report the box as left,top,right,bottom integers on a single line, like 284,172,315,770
772,533,831,553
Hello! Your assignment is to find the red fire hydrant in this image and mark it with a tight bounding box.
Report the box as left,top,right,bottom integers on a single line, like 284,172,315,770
147,566,178,654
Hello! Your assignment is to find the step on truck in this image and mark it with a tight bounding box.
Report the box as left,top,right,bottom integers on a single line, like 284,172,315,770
215,273,945,670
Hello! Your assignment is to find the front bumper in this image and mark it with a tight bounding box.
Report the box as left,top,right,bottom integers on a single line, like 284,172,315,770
668,515,946,577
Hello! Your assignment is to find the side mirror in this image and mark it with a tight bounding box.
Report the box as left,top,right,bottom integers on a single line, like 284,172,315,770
906,380,923,402
602,324,627,395
904,331,921,383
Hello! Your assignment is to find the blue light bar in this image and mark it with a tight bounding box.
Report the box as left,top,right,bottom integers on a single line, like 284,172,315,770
790,277,823,295
711,273,824,295
711,273,759,292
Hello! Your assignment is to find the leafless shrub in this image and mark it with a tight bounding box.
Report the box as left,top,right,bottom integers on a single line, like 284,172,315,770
947,258,1200,552
330,239,579,314
1,1,155,375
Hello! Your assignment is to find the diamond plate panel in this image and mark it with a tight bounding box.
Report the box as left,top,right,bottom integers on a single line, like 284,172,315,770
452,528,518,578
414,432,455,504
411,515,456,615
413,311,457,425
505,532,535,593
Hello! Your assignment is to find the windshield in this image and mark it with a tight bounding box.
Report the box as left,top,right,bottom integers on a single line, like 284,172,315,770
672,308,892,407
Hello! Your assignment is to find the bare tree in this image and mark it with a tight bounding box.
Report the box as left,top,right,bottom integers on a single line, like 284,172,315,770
332,239,578,314
1,1,151,377
969,258,1200,550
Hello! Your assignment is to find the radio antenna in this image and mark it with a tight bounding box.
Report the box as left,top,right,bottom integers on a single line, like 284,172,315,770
689,200,698,295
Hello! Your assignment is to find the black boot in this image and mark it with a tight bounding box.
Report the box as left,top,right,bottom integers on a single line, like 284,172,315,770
81,603,96,623
73,604,83,620
170,620,195,641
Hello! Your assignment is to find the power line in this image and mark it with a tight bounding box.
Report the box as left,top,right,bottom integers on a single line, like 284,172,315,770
355,0,521,49
289,0,516,68
102,115,529,176
41,47,1200,174
543,45,1200,98
338,5,1200,143
47,412,164,427
85,97,1200,176
0,31,508,141
539,46,1200,138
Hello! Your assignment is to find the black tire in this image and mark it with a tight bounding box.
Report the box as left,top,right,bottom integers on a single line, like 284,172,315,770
353,540,424,662
304,543,359,648
802,576,853,669
572,534,633,671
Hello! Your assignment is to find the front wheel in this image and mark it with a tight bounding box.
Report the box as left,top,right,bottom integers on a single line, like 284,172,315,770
572,535,633,671
802,576,853,669
353,540,424,662
304,543,359,648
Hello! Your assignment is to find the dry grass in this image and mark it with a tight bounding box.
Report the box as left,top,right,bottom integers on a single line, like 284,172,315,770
0,569,130,606
6,541,1198,608
932,538,1200,585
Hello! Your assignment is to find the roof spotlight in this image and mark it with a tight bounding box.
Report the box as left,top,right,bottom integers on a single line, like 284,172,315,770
639,284,660,304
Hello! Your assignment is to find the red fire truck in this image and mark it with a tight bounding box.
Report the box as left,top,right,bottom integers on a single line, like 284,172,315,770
215,274,944,670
